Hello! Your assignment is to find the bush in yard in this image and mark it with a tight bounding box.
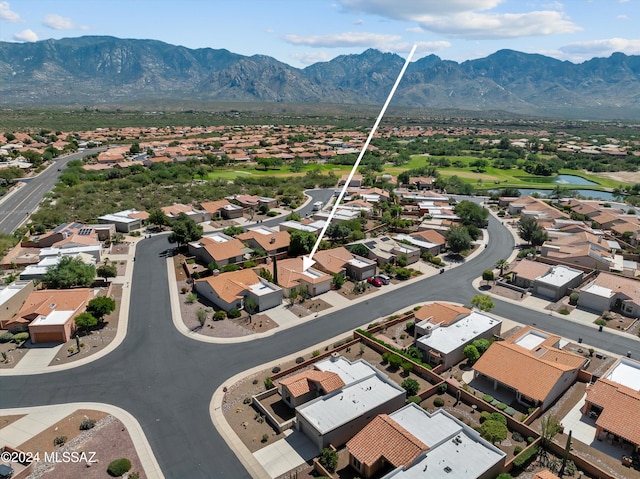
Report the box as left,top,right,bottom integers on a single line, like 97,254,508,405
496,474,513,479
227,309,241,319
12,332,28,343
213,311,226,321
185,293,197,304
482,394,494,403
243,397,251,404
107,458,132,477
513,445,538,469
463,344,480,363
53,435,67,446
487,412,507,425
479,420,508,444
222,264,240,272
388,354,403,370
261,433,269,442
433,397,445,407
271,366,281,374
407,395,421,404
480,411,490,423
295,356,304,364
514,445,523,455
319,448,338,473
401,362,413,375
266,211,278,217
438,382,448,394
264,377,273,390
79,419,96,430
0,332,14,343
512,431,524,442
497,402,507,410
401,378,420,396
395,268,411,280
569,292,579,305
482,270,494,282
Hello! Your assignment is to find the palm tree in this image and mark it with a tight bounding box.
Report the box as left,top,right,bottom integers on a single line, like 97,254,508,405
495,258,509,277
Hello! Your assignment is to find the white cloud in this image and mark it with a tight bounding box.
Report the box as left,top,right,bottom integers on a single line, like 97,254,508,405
337,0,580,39
395,41,451,54
617,14,628,20
422,10,580,39
284,31,402,48
560,38,640,57
13,29,38,42
0,1,21,22
353,18,364,25
43,13,88,30
290,51,333,65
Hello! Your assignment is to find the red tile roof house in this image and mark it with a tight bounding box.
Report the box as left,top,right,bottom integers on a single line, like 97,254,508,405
236,228,290,256
187,234,247,268
278,369,345,408
199,199,234,219
509,259,584,301
10,288,96,343
194,269,282,313
0,280,35,330
293,356,406,451
577,271,640,318
260,257,332,298
581,357,640,451
346,403,505,479
312,246,377,281
473,326,587,410
161,203,210,224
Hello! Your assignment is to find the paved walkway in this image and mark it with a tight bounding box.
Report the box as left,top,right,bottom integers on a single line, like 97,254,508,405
253,430,316,478
11,344,62,372
0,403,164,478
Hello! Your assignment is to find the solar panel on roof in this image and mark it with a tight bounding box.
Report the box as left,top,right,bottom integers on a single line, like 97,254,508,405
380,237,391,242
78,228,93,235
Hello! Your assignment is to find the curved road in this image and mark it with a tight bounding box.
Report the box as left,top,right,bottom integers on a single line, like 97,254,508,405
0,148,104,234
1,211,638,478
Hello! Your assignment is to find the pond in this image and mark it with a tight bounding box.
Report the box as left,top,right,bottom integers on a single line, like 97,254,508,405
518,174,599,186
515,188,621,201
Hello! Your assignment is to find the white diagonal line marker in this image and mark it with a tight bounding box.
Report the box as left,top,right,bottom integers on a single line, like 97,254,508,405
303,44,417,271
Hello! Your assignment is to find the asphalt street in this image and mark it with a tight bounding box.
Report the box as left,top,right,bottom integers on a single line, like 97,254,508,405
0,148,103,234
0,195,638,478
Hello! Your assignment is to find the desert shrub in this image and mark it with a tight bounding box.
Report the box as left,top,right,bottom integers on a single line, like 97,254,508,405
243,397,251,404
438,382,448,394
559,308,570,315
512,431,524,443
512,445,538,469
185,293,197,304
395,268,411,280
569,292,579,305
595,319,607,326
271,366,281,374
488,412,507,425
407,395,422,404
264,377,273,390
496,475,513,479
319,448,338,473
0,332,14,343
107,458,132,477
401,378,420,396
388,354,403,369
431,256,442,265
312,350,320,357
401,362,413,374
480,411,490,423
295,356,304,364
213,311,226,321
514,446,523,455
180,286,189,294
527,436,535,444
482,394,494,403
266,211,278,217
496,402,507,410
53,435,67,446
79,419,96,430
433,397,445,407
261,433,269,442
12,332,28,343
243,260,258,268
564,460,577,475
227,309,241,319
222,264,239,272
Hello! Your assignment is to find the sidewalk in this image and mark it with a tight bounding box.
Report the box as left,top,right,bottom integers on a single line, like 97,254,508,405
0,403,164,478
11,344,62,372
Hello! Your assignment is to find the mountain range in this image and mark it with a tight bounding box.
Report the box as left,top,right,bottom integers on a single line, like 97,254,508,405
1,36,640,120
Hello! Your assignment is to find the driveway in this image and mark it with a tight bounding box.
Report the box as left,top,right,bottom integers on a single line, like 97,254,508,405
253,430,317,478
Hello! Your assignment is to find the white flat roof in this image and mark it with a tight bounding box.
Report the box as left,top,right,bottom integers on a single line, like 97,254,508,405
0,281,30,305
348,257,374,268
536,265,583,287
247,226,276,235
30,310,73,326
280,221,319,233
583,283,613,298
98,213,139,224
296,375,404,435
605,359,640,391
391,404,460,447
248,281,279,296
315,357,376,385
395,233,436,250
417,312,501,354
514,330,549,350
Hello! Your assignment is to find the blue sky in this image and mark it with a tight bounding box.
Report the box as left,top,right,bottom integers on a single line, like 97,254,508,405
1,1,639,67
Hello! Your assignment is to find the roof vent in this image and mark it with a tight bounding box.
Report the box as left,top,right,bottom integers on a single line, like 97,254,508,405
444,466,452,473
330,352,340,362
270,237,276,244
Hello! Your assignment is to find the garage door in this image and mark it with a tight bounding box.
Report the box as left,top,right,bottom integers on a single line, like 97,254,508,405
535,286,557,300
32,331,64,344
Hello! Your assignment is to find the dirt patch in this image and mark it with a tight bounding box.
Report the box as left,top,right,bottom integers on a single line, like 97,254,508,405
17,409,109,455
33,416,147,479
0,335,28,369
593,171,640,184
109,244,129,255
0,414,25,429
49,284,123,366
288,298,332,318
336,280,382,300
598,311,638,334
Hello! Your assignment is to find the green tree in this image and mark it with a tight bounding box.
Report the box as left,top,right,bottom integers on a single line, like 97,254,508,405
332,274,344,289
470,294,495,312
530,228,549,248
472,338,491,355
223,225,245,237
446,225,472,254
480,419,508,444
74,312,97,334
244,297,258,322
326,223,350,242
401,378,420,396
86,296,116,323
288,230,316,256
454,200,489,228
43,256,96,288
540,415,561,448
396,253,408,267
129,142,141,154
96,263,117,282
517,217,546,247
196,307,207,327
168,213,203,246
463,344,480,363
482,270,494,283
319,448,338,473
148,208,168,226
495,258,509,276
349,243,370,257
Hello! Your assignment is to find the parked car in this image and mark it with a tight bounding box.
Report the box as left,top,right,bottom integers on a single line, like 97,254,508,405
374,274,390,285
367,276,384,287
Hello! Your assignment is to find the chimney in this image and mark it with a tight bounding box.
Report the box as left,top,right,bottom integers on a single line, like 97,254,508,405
270,237,276,244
